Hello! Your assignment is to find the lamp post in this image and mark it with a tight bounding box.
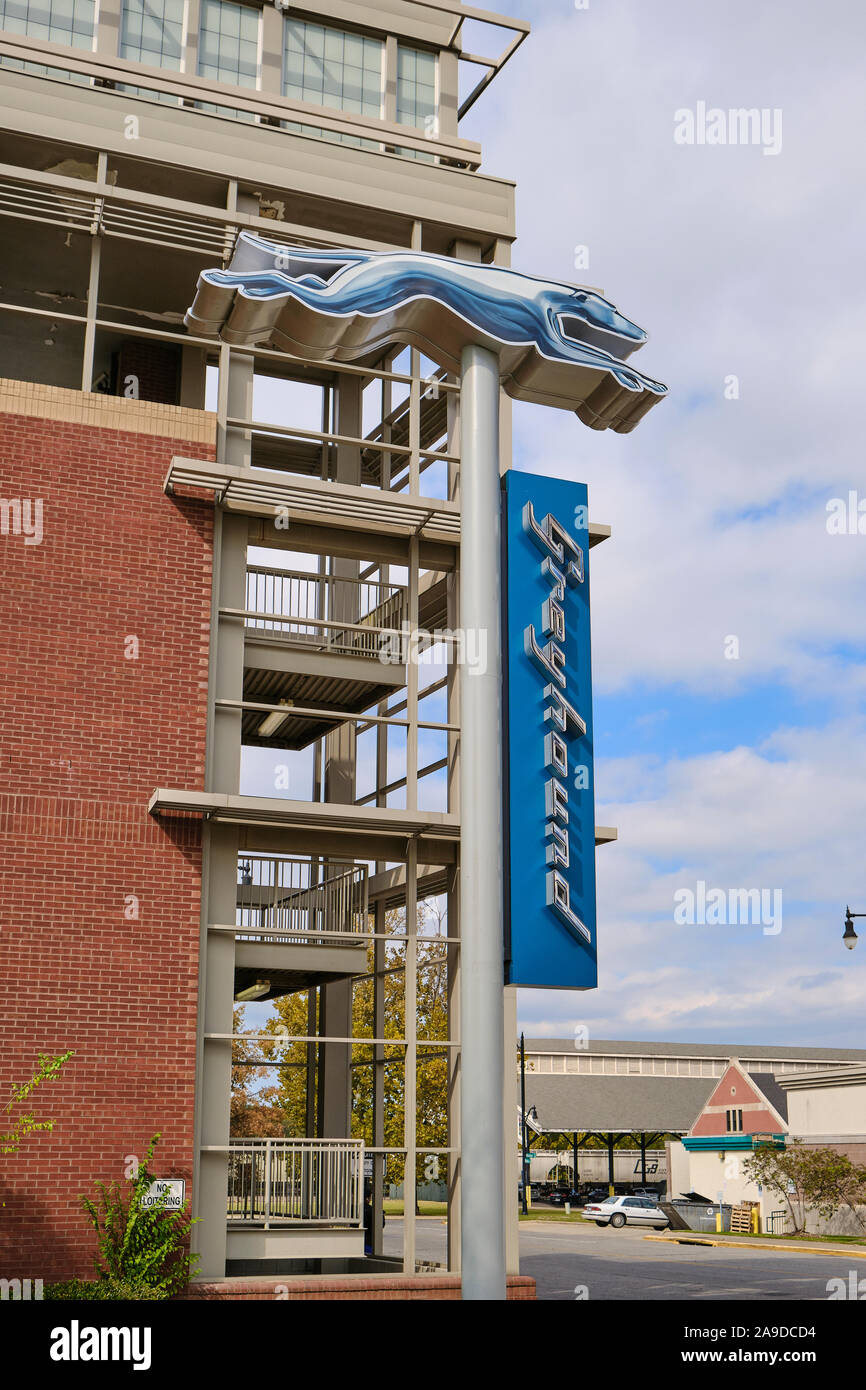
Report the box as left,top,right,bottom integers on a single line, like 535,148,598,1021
843,907,862,951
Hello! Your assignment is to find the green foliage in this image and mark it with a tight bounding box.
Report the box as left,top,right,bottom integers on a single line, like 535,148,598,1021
45,1279,164,1302
0,1051,74,1156
79,1134,199,1298
743,1139,866,1235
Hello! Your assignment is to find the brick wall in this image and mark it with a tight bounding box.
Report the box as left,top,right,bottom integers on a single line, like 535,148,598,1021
691,1064,782,1137
0,393,215,1281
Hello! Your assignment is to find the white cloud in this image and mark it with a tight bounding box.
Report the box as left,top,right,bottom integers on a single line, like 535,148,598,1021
520,717,866,1044
469,0,866,696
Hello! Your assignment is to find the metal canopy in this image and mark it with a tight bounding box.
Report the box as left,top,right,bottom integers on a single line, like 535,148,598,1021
165,456,462,542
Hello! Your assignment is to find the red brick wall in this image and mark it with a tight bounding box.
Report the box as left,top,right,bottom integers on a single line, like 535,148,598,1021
183,1276,538,1301
0,410,214,1282
691,1065,781,1137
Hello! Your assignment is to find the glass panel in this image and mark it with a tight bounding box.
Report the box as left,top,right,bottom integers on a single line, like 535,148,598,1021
0,0,95,46
196,0,260,120
119,0,185,83
281,18,383,149
396,43,437,160
0,0,95,82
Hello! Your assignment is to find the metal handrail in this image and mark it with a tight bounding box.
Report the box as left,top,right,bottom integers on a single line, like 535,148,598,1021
236,854,368,943
226,1138,364,1227
244,566,408,658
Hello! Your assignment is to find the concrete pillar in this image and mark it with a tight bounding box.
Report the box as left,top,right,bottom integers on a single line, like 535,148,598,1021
194,823,238,1279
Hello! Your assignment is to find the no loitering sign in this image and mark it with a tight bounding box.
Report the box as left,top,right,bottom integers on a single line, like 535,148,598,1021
142,1178,185,1211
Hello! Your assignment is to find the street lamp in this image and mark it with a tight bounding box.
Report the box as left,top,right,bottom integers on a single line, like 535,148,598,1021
843,907,862,951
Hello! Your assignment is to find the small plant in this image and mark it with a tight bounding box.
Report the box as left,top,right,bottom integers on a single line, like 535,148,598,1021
80,1134,199,1298
45,1278,164,1302
0,1051,74,1156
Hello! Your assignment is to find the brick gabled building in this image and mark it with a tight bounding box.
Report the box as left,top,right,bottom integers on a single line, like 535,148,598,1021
687,1059,789,1142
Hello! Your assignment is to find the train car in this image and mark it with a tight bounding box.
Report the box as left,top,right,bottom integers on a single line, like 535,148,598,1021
526,1148,667,1191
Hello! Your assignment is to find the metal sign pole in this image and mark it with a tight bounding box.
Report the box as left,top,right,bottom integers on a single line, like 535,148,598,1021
459,342,506,1301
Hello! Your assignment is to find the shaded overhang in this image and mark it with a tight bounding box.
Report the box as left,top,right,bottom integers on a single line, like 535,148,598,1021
682,1134,786,1153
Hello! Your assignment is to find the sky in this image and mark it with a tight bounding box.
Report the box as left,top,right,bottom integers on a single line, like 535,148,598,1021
455,0,866,1047
241,0,866,1052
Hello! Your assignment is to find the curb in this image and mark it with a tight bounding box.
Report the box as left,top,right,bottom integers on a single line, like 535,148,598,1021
644,1233,866,1259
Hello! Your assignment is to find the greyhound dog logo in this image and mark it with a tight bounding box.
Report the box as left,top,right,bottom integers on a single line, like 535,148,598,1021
186,233,666,432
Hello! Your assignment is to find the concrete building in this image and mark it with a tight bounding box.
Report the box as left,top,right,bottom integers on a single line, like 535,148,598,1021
779,1066,866,1165
0,0,545,1290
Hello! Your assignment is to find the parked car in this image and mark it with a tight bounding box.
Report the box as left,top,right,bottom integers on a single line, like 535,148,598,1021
582,1194,670,1230
581,1187,611,1206
547,1187,581,1207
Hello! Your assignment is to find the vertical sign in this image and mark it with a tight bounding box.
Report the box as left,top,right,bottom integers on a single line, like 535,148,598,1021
502,470,597,989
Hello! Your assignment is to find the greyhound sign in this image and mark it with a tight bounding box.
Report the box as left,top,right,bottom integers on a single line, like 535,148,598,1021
186,232,666,432
503,470,598,990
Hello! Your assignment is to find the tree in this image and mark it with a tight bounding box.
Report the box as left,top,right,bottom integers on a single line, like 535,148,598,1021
837,1161,866,1234
1,1050,74,1156
743,1139,860,1234
231,1006,289,1137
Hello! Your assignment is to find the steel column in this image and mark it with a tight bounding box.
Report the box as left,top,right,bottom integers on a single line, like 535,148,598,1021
459,342,505,1300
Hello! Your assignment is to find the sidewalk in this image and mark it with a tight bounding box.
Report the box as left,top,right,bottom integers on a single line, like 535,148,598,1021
645,1231,866,1259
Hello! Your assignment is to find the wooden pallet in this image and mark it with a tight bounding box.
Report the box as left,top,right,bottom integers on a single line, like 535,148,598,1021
730,1203,755,1233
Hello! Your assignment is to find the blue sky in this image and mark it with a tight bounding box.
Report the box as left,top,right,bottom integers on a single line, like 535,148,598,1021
242,0,866,1052
459,0,866,1047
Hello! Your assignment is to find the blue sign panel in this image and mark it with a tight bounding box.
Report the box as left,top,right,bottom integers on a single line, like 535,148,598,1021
502,470,597,990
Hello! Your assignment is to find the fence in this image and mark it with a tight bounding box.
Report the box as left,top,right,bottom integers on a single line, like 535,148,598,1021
236,855,368,944
227,1139,364,1227
245,565,407,659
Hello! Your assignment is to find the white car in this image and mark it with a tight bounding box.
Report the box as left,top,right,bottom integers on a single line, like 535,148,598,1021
582,1194,670,1230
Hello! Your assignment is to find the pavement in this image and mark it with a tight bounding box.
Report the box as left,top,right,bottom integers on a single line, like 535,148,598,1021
383,1217,865,1300
647,1231,866,1258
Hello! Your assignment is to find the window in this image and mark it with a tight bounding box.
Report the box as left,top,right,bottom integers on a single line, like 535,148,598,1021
120,0,184,70
397,43,436,130
726,1109,744,1133
282,19,383,148
198,0,259,88
0,0,95,46
284,19,382,117
396,42,436,160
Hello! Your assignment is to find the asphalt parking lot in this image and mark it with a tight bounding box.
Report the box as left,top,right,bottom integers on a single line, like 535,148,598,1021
384,1217,858,1300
